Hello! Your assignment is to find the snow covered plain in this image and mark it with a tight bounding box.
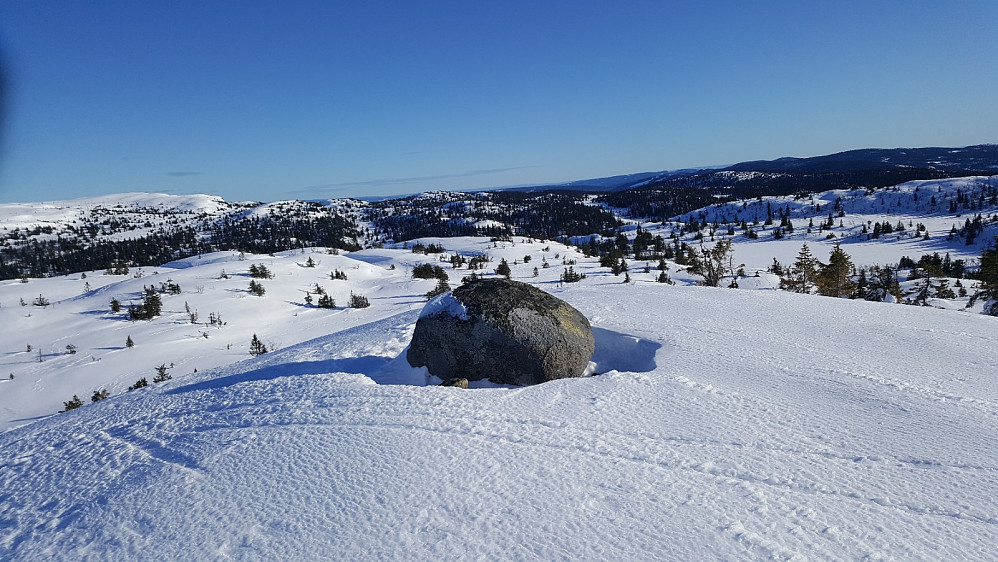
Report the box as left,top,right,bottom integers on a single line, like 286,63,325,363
2,236,997,560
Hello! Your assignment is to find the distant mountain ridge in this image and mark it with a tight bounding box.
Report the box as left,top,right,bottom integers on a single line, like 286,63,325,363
725,144,998,174
505,144,998,193
1,143,996,280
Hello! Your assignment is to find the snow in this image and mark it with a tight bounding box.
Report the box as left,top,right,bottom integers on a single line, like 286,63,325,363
2,177,998,560
0,192,232,225
419,291,469,320
616,175,998,280
1,234,997,560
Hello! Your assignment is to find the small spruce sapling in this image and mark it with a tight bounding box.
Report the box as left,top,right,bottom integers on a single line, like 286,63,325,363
250,334,269,356
425,278,450,300
495,259,512,279
153,364,172,383
348,292,371,308
128,378,148,391
560,266,585,283
248,280,266,296
62,395,84,412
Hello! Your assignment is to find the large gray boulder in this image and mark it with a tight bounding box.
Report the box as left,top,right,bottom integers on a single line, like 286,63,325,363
407,278,595,386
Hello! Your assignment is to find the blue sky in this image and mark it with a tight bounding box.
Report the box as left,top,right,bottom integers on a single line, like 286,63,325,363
0,1,995,203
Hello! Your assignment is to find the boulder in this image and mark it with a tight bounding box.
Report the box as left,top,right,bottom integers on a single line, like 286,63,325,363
407,278,595,386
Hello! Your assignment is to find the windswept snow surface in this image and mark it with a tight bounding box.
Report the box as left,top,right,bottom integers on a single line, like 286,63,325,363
1,239,998,560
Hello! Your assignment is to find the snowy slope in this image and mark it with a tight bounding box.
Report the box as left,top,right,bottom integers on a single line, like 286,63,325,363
0,239,592,431
0,192,236,231
2,238,998,560
613,176,998,276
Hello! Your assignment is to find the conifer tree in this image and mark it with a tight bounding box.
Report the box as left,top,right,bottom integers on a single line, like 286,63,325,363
854,269,869,300
125,335,134,348
153,364,172,382
975,236,998,314
768,258,783,276
248,280,266,296
425,278,450,300
62,395,84,412
495,259,512,279
249,264,273,279
560,266,585,283
912,268,933,306
865,266,901,302
817,244,855,297
127,378,148,391
250,334,268,356
145,291,162,316
688,239,733,287
348,292,371,308
781,243,820,293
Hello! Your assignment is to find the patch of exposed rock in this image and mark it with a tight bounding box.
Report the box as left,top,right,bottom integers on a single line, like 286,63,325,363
407,278,594,386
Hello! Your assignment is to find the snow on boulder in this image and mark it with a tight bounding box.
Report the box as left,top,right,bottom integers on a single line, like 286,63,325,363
407,278,595,385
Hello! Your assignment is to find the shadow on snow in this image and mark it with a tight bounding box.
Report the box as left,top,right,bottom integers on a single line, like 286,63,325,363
591,327,661,374
167,317,661,395
166,355,395,395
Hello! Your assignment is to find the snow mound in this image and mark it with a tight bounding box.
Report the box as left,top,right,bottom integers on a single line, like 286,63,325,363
418,292,469,320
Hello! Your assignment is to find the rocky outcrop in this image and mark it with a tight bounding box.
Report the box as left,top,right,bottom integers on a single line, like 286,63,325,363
407,278,595,386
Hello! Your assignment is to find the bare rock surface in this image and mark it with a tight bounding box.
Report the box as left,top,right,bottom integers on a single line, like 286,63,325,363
407,279,595,385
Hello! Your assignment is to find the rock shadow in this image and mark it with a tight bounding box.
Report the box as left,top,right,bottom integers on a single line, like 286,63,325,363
165,323,661,395
591,327,661,373
166,355,393,395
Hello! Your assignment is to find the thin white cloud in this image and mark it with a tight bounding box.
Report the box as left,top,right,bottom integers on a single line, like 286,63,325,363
291,166,535,195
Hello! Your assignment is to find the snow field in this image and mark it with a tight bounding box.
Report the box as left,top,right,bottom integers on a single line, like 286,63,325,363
620,175,998,273
0,239,593,430
1,240,997,559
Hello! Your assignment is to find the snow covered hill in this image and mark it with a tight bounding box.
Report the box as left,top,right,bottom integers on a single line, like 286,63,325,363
1,236,997,560
654,175,998,273
0,192,242,240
